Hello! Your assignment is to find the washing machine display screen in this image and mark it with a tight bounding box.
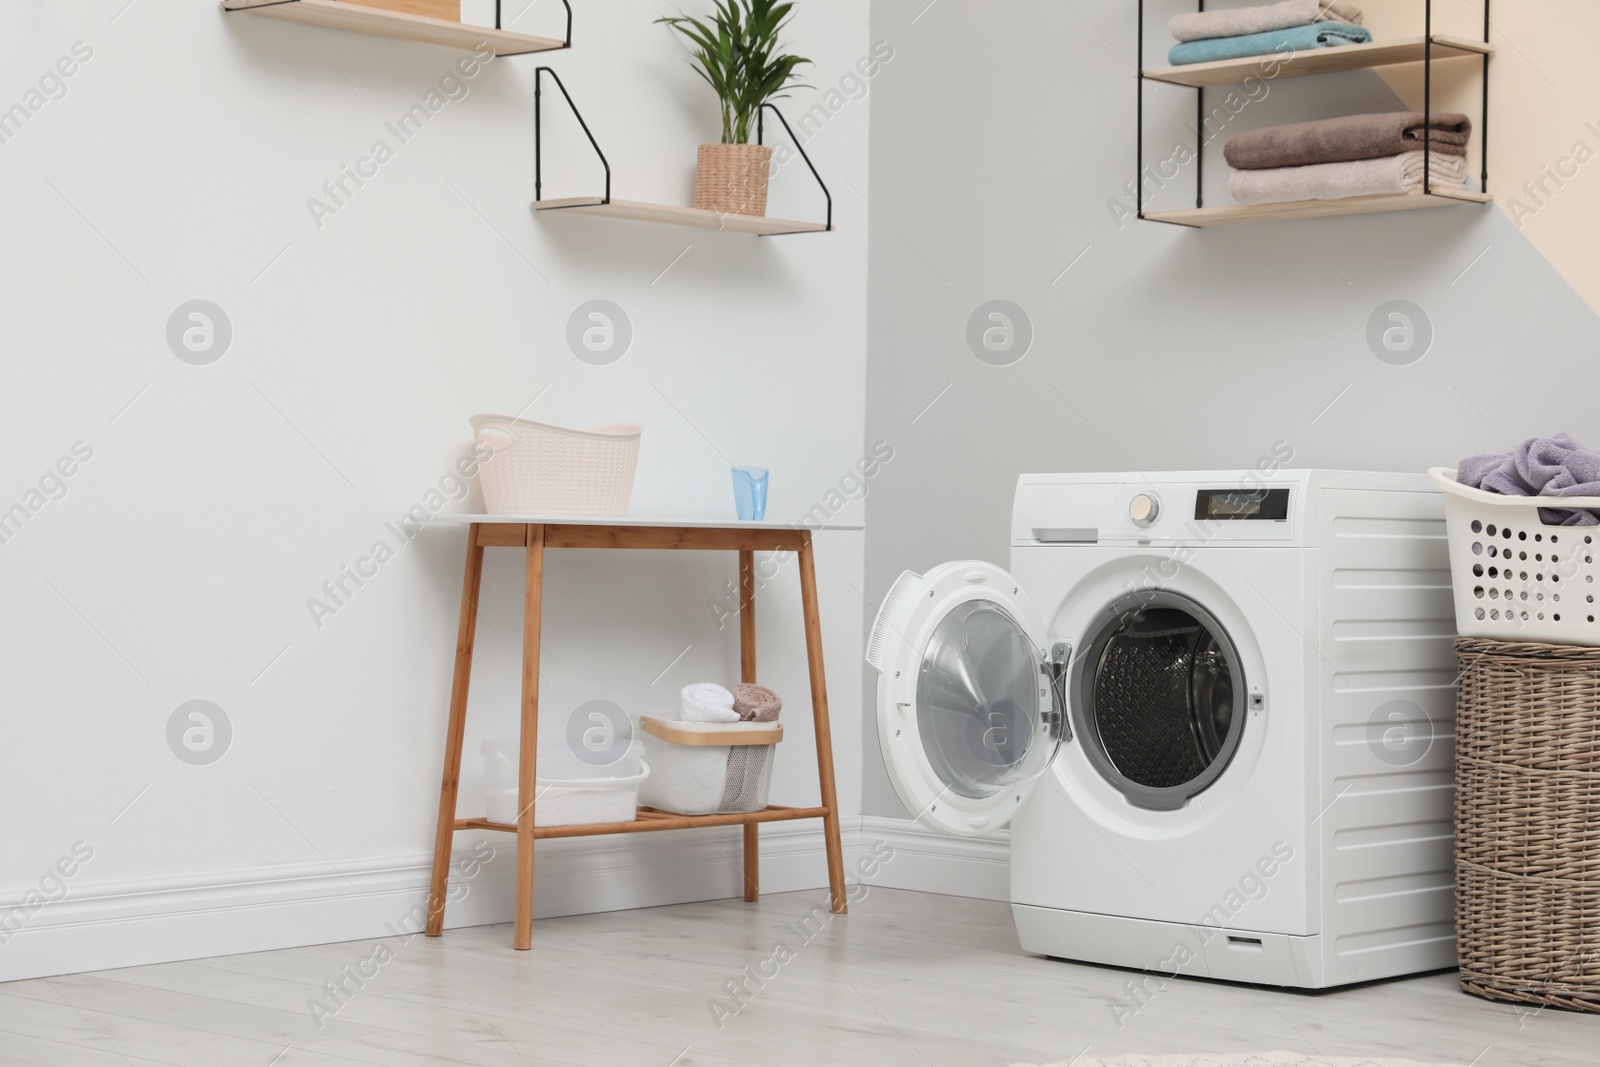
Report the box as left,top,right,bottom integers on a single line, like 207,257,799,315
916,602,1043,800
1194,488,1289,521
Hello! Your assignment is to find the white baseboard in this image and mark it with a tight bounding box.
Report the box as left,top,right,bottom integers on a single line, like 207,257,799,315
0,816,1009,982
857,815,1010,902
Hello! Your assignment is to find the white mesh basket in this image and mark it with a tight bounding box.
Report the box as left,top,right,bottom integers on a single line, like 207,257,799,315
637,716,781,815
1430,467,1600,646
471,415,640,516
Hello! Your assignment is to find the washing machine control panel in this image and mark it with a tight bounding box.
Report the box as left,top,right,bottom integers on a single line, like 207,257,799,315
1013,478,1301,545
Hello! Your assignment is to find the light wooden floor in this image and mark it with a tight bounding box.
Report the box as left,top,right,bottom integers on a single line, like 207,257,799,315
1,888,1595,1066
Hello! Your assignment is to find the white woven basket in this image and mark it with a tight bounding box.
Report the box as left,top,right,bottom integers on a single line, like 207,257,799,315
471,415,640,516
1430,467,1600,646
636,716,781,815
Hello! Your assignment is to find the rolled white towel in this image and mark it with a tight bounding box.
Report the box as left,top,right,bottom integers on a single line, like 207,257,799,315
1228,151,1467,205
681,682,739,723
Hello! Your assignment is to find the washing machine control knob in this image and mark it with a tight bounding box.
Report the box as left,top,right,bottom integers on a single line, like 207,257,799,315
1129,492,1161,527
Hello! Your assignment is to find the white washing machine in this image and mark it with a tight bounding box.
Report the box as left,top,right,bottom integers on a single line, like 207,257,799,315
868,470,1459,989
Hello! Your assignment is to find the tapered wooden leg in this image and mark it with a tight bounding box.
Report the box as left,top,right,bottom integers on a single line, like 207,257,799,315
796,532,847,913
742,822,760,902
426,525,488,937
513,524,545,951
739,550,759,902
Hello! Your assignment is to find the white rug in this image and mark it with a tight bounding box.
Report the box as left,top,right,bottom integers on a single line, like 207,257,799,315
1013,1055,1455,1067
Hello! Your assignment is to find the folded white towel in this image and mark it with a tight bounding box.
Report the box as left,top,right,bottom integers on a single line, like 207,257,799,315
1171,0,1363,43
680,682,739,723
1228,151,1468,205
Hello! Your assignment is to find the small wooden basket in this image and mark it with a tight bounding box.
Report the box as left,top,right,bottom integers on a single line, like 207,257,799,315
1455,636,1600,1012
694,143,773,217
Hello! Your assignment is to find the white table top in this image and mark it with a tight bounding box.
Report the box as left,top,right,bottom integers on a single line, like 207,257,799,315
425,514,865,532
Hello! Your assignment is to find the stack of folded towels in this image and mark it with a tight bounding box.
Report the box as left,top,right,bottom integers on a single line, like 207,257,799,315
1169,0,1370,65
1224,111,1473,204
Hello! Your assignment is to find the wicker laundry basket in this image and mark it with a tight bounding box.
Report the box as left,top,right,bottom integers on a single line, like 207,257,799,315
1454,636,1600,1012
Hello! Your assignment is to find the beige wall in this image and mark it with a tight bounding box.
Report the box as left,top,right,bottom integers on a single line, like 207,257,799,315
1376,1,1600,313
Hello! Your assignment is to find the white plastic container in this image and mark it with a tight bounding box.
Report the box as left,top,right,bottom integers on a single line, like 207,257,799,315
471,415,641,516
1430,466,1600,646
480,739,647,827
637,717,781,816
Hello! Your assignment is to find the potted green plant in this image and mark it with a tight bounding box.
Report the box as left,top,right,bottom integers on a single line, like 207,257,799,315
657,0,810,217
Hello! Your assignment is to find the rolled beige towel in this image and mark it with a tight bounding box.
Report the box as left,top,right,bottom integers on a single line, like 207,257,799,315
732,683,782,723
1171,0,1363,43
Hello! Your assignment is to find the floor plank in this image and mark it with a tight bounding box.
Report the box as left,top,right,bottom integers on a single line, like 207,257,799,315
2,889,1596,1067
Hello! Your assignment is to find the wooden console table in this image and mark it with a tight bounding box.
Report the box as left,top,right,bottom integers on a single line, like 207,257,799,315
422,516,858,950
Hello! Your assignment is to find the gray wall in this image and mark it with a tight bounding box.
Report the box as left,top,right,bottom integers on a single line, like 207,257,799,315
862,0,1600,817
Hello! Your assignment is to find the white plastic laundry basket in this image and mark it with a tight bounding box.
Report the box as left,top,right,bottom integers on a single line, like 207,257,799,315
481,739,647,827
1430,466,1600,646
471,415,641,515
637,717,781,816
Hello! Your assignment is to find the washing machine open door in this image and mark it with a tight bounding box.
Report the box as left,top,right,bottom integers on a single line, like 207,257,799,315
866,561,1067,837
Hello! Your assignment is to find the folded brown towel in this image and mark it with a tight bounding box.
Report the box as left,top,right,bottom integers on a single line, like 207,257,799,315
1224,112,1471,171
732,683,782,723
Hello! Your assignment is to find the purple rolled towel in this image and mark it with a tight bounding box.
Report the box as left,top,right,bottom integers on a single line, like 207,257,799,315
732,683,782,723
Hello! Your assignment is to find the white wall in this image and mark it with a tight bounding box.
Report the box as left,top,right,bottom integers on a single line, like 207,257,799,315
0,0,872,979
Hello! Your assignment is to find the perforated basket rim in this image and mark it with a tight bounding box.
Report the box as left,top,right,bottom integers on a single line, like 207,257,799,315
1429,466,1600,511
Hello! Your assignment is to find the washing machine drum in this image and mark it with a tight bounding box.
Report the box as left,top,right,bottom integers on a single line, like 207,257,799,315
1072,592,1248,811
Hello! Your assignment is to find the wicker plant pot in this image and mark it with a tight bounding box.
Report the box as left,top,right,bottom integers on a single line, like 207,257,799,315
1455,636,1600,1012
694,143,773,217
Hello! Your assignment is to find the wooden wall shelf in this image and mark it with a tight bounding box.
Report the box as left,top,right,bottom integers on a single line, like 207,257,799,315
532,67,833,238
1144,189,1493,228
1143,35,1493,88
1136,1,1494,227
532,198,830,236
220,0,568,57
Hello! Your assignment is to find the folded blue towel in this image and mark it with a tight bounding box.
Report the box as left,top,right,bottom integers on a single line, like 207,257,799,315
1167,22,1372,66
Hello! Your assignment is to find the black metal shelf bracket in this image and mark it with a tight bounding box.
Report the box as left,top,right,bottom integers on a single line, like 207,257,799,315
759,104,834,233
496,0,573,47
534,65,612,206
1136,0,1492,223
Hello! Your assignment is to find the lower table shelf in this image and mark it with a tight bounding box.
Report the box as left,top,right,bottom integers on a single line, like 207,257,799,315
455,804,829,840
1144,188,1493,228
